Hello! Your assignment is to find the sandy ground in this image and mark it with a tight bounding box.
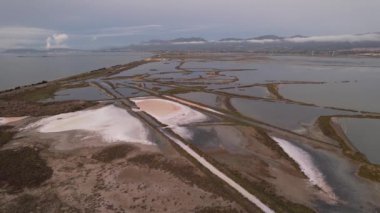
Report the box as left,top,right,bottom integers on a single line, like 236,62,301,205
0,124,243,213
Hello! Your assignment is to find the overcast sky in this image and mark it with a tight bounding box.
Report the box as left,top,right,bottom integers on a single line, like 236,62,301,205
1,0,379,49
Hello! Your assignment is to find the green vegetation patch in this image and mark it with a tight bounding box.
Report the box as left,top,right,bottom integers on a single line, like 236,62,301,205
3,84,60,102
266,84,284,99
92,144,134,163
318,116,343,144
0,147,53,192
358,164,380,183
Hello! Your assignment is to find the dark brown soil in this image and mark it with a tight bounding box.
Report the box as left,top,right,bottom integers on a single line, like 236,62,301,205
129,153,231,201
0,147,53,193
225,168,315,213
0,126,16,147
0,100,96,117
195,206,242,213
92,144,135,163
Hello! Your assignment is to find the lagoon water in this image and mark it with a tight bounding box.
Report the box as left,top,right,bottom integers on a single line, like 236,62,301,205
3,52,380,168
0,52,151,91
338,118,380,164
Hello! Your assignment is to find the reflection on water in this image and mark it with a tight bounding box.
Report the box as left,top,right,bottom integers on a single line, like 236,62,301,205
44,87,110,102
231,98,350,131
116,87,149,98
280,81,380,113
175,92,221,109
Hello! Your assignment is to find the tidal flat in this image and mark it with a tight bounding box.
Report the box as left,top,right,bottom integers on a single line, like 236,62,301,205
1,52,380,212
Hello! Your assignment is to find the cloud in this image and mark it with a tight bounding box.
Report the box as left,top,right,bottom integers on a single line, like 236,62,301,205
241,33,380,44
85,25,162,40
46,33,69,49
0,26,53,49
0,26,71,49
171,25,215,33
0,25,162,49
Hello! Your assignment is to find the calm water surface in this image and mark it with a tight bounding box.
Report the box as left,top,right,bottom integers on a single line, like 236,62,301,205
0,52,151,91
338,118,380,164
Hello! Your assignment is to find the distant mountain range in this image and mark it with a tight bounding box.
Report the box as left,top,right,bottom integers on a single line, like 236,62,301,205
141,37,207,45
121,33,380,54
4,33,380,55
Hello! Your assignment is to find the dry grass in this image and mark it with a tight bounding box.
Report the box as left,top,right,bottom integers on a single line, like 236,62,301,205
129,153,232,201
0,126,15,147
0,100,96,117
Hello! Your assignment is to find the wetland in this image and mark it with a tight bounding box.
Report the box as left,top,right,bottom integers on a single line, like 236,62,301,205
1,52,380,212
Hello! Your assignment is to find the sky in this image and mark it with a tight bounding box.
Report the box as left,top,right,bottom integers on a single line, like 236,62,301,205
1,0,380,49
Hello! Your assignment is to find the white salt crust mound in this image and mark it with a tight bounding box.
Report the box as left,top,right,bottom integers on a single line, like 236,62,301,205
271,136,339,203
25,105,152,145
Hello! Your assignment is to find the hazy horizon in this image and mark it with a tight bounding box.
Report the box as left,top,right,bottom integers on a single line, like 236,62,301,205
1,0,380,50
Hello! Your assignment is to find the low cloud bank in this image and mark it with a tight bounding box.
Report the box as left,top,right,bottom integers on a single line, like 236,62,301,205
286,33,380,43
244,33,380,44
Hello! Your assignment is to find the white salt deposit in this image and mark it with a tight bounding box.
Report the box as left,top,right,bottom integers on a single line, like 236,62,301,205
24,105,152,145
0,117,27,125
132,97,208,139
271,136,338,203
